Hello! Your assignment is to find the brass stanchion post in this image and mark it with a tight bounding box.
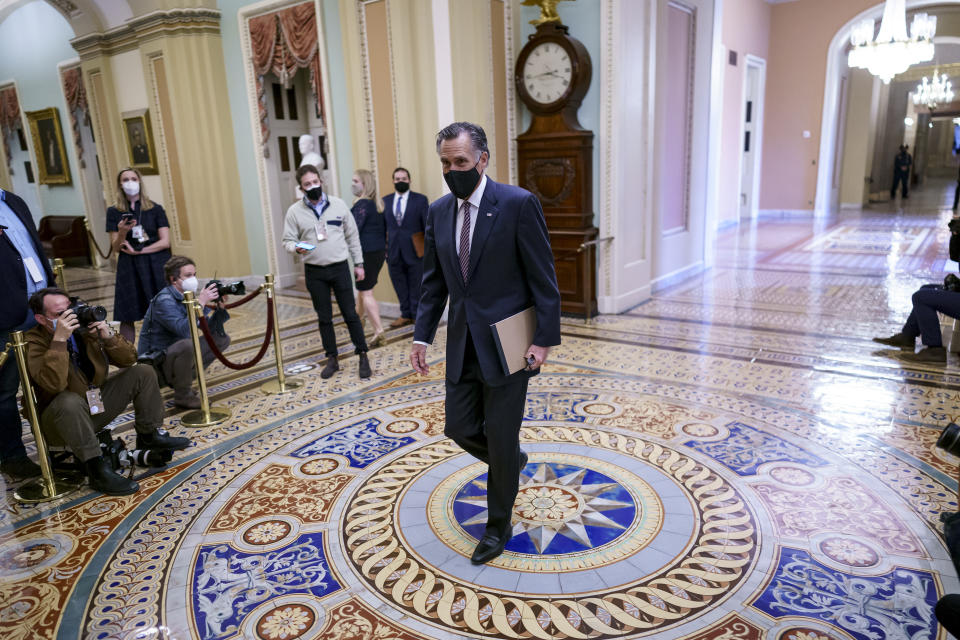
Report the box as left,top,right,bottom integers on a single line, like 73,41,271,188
53,258,67,293
83,218,104,268
8,331,82,503
261,274,304,394
179,291,231,428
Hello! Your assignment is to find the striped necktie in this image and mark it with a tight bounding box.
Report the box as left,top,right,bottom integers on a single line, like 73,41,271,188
395,195,403,225
458,201,471,283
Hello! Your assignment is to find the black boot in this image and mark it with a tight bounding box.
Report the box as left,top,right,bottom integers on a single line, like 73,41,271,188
136,428,191,452
84,456,139,496
358,352,371,379
321,355,340,379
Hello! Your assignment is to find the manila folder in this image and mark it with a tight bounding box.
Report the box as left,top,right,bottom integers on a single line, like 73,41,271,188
490,306,536,375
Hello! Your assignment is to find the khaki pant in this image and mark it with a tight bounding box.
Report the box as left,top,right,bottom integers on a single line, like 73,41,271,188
39,364,164,462
161,334,231,399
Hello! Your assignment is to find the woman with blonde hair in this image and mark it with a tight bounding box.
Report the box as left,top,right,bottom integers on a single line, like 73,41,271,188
106,167,171,343
350,168,387,345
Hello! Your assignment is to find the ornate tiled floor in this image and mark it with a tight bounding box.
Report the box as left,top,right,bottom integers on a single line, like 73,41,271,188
3,183,960,639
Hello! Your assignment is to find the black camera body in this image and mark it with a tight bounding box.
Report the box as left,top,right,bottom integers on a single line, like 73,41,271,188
98,430,172,472
68,297,107,330
210,280,245,299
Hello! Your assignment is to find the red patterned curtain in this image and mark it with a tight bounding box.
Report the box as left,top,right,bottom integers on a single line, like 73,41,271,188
0,86,20,167
61,66,89,168
249,1,325,157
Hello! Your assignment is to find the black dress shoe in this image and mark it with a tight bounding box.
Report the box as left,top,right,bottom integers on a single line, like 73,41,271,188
0,456,42,479
136,428,191,451
471,531,512,564
873,333,916,349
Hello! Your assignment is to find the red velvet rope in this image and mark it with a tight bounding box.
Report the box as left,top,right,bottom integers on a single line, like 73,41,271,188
198,296,274,370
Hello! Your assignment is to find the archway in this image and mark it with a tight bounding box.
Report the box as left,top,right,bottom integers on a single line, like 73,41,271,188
817,0,960,213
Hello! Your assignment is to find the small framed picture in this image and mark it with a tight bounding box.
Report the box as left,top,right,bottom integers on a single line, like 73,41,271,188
121,109,158,175
26,107,71,185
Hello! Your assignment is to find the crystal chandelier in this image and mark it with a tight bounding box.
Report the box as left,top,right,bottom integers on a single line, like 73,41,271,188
913,69,954,110
848,0,936,84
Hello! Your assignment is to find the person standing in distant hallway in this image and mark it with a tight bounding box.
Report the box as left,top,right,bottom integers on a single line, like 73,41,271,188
411,122,561,565
384,167,428,328
891,144,912,200
350,169,387,346
106,168,171,344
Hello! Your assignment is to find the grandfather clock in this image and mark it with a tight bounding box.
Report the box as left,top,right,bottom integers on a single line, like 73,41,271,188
515,17,598,316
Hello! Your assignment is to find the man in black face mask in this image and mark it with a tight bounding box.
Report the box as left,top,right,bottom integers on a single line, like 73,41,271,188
383,167,429,328
410,122,561,565
282,164,371,379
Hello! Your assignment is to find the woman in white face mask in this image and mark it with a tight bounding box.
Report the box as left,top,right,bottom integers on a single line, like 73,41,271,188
106,167,172,343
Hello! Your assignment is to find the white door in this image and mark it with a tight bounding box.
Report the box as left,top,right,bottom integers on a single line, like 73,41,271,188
264,71,321,288
5,125,42,222
652,0,715,286
74,107,107,254
738,57,765,219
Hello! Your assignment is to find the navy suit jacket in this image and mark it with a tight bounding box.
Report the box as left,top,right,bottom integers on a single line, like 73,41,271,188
414,178,561,386
384,191,428,265
0,190,53,332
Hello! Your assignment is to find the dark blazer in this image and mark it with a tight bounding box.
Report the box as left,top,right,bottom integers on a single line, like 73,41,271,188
384,191,428,264
0,190,54,332
414,178,561,387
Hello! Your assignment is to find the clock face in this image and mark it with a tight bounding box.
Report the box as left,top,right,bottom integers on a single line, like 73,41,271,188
522,41,573,106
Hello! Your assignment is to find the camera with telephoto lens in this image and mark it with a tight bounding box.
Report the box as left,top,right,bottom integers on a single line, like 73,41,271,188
68,297,107,330
98,430,172,472
209,280,245,300
937,423,960,457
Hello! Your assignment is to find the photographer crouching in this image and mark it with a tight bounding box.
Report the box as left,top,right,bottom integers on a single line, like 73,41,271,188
137,255,232,409
24,287,190,495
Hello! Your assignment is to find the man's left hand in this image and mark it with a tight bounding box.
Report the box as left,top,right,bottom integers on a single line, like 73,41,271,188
525,344,550,370
91,321,113,339
354,266,365,282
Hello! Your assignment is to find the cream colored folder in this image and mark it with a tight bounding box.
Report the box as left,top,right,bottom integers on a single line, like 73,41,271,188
490,306,536,375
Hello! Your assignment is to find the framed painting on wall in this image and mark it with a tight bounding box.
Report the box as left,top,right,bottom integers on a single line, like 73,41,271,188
26,107,71,185
121,109,158,175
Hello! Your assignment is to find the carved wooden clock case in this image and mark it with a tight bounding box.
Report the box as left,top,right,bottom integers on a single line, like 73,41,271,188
516,21,598,316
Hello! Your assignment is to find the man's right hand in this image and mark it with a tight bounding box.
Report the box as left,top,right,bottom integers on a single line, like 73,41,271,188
197,283,219,307
53,309,79,342
410,343,429,375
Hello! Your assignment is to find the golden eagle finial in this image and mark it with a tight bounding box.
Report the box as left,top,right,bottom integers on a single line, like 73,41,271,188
521,0,574,27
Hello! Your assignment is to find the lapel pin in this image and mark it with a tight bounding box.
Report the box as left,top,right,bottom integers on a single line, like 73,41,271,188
486,213,492,217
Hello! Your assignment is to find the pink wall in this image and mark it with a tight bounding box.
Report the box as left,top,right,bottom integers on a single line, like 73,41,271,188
718,0,771,223
760,0,875,211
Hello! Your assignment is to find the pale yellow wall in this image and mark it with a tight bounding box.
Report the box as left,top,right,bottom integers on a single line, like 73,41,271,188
389,0,442,198
108,49,163,201
838,69,873,206
448,0,500,180
137,32,251,276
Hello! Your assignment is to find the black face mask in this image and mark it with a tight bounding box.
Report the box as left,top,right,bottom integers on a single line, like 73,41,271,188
305,186,323,201
443,160,482,199
394,181,410,194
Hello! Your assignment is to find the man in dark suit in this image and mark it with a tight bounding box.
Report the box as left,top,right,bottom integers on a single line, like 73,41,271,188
384,167,428,328
410,122,561,564
0,188,53,479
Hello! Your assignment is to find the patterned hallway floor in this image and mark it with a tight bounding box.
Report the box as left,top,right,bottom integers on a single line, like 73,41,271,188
2,182,960,639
